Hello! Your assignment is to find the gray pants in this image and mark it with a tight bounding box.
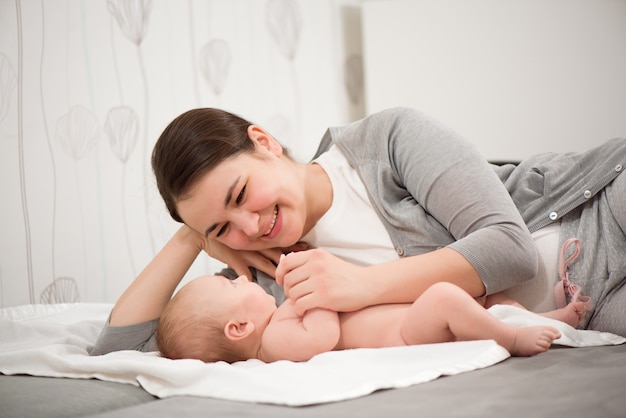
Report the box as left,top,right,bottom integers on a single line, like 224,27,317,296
560,170,626,336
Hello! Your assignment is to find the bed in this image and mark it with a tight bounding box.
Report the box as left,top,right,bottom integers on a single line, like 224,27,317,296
2,345,626,418
1,302,625,418
4,0,626,416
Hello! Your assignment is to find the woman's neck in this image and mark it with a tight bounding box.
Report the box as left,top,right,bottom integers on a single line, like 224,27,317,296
302,162,333,237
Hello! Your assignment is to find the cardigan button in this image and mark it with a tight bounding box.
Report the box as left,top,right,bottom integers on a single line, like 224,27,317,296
549,211,558,220
583,190,592,199
616,164,623,172
396,247,405,256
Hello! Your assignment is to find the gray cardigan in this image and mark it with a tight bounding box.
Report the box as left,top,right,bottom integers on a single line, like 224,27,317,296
318,107,625,293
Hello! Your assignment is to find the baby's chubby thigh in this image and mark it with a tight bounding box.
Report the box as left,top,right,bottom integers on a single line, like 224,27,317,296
399,283,461,346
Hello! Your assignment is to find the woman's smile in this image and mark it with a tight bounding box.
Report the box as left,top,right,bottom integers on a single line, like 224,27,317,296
262,205,281,239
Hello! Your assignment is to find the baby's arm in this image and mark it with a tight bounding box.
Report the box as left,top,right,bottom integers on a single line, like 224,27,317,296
260,300,341,362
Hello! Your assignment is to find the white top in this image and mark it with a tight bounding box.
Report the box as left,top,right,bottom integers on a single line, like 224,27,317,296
302,145,398,266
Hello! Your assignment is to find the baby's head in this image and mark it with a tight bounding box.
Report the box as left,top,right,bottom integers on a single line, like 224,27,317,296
156,275,277,363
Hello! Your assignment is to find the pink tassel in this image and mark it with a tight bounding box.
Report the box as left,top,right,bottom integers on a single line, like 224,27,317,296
554,238,593,310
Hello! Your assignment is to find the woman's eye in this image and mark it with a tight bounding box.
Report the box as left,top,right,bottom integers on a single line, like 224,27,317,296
236,185,246,205
216,223,229,237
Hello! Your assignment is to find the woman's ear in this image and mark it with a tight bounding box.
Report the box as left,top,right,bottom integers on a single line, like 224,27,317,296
224,319,256,341
247,125,283,157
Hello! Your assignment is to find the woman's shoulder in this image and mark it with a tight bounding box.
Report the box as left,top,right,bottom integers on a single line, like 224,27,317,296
314,107,453,162
329,107,420,142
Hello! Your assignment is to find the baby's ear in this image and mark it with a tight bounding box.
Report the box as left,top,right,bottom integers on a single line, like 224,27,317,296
224,320,255,341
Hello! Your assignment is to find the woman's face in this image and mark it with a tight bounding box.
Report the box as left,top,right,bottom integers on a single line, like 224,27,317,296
176,128,308,251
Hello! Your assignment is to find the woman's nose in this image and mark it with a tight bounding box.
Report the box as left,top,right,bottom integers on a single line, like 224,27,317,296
232,210,259,237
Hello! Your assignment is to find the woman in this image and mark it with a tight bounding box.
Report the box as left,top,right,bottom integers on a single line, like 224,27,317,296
90,107,626,355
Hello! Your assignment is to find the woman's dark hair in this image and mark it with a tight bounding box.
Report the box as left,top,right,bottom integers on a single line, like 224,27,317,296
152,108,255,222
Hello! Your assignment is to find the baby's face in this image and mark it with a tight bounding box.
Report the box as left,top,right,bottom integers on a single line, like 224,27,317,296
183,275,277,321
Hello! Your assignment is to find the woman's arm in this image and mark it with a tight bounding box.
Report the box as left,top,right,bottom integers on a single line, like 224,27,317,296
110,224,289,327
278,108,536,315
110,225,203,326
277,247,482,315
385,108,537,290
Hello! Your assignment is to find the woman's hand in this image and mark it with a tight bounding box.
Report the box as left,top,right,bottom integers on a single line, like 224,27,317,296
275,248,369,315
200,235,311,280
203,239,282,280
200,235,282,280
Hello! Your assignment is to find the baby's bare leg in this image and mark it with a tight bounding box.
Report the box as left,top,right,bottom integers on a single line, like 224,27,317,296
483,292,586,328
538,302,586,327
400,283,561,356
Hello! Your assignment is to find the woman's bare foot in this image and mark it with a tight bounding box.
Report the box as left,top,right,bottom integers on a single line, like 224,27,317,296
509,326,562,356
540,301,586,327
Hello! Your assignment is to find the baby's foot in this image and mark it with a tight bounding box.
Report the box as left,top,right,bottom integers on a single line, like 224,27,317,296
510,326,561,357
540,301,586,327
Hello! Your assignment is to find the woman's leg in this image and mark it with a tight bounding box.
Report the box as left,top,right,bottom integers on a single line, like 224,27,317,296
590,170,626,336
559,170,626,336
400,283,561,356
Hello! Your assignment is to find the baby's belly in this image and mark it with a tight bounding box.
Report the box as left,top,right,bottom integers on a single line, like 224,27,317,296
337,304,410,349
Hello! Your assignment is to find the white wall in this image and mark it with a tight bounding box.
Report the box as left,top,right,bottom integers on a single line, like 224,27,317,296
362,0,626,161
0,0,365,307
5,0,623,308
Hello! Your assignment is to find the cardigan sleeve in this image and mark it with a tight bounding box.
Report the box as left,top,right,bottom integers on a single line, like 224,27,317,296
89,317,159,355
334,107,539,294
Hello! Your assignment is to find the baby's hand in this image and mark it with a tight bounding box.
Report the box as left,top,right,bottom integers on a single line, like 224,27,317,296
275,248,366,316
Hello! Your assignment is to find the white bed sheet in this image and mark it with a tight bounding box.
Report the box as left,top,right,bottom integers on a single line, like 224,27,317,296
0,303,623,406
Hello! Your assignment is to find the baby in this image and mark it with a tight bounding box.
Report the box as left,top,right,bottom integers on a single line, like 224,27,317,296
156,274,586,363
